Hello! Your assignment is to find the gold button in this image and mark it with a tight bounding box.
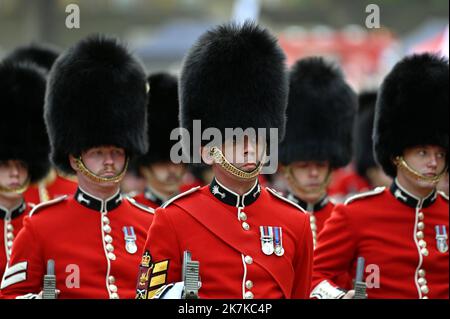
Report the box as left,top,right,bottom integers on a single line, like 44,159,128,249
310,215,316,223
6,224,14,232
103,225,112,233
104,235,113,244
109,284,118,293
108,276,116,284
418,212,424,220
244,256,253,265
106,244,115,252
417,222,425,231
107,252,116,261
420,285,429,294
110,292,119,299
239,212,247,221
418,269,426,277
416,231,424,240
420,248,429,256
418,277,427,286
245,280,254,289
102,216,110,225
418,240,427,248
6,232,14,240
7,241,13,248
242,222,250,231
244,291,254,299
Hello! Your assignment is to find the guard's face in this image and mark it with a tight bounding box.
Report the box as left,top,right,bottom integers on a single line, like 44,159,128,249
81,146,126,180
289,161,330,201
0,160,29,198
402,145,447,189
222,135,266,173
142,162,186,193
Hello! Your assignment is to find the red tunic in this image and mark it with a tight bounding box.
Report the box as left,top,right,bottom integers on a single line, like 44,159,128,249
0,202,31,282
0,188,154,299
311,180,449,299
136,178,313,299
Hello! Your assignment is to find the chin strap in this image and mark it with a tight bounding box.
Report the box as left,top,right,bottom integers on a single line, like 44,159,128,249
209,146,264,180
0,178,30,194
74,157,129,184
394,156,447,185
283,165,331,196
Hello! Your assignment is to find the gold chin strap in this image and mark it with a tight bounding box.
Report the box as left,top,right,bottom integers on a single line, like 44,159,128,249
284,165,331,195
394,156,447,184
0,178,30,194
209,146,264,180
74,157,129,184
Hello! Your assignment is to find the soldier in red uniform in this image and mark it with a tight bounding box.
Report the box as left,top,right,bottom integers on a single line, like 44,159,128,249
328,92,392,201
4,44,78,204
311,53,449,299
133,73,186,209
279,57,357,247
0,61,49,281
135,22,313,300
0,36,153,299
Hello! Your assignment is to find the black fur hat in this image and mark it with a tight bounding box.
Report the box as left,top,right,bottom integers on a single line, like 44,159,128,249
4,43,60,72
137,72,179,166
179,22,288,153
373,54,449,177
279,57,357,168
355,91,377,177
44,35,149,174
0,61,50,182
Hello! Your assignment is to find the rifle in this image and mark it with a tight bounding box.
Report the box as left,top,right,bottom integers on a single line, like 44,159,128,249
353,257,367,299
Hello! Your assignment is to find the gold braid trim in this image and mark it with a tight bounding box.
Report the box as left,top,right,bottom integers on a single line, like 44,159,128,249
394,156,447,184
209,147,263,180
74,157,129,184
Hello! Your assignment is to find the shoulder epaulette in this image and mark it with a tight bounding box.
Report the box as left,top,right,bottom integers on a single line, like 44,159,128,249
161,186,201,208
438,191,449,201
126,196,155,214
29,195,67,217
344,187,385,205
266,188,307,214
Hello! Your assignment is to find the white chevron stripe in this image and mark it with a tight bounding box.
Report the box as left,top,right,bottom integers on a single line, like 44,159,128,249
3,261,27,279
1,272,27,289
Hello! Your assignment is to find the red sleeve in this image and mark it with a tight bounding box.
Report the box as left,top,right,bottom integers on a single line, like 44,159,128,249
0,216,45,299
310,204,357,299
292,215,314,299
136,206,182,299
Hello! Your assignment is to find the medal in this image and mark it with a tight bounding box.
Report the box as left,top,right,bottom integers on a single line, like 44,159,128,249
123,226,138,254
435,225,448,253
260,226,274,256
274,227,285,257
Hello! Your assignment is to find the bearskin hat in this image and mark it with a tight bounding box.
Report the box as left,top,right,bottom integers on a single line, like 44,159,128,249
279,57,357,168
179,22,288,155
137,72,179,166
0,61,50,182
44,35,149,174
355,91,377,177
373,54,449,177
4,43,60,72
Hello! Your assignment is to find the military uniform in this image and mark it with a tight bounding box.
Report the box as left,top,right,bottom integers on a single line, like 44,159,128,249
137,179,313,299
311,181,449,298
0,203,32,281
136,22,313,299
0,188,153,299
0,61,50,284
311,54,449,299
1,35,151,299
279,57,357,245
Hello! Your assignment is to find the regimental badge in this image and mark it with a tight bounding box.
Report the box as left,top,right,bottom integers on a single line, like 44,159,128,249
435,225,448,253
123,226,138,254
135,251,153,299
260,226,274,256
